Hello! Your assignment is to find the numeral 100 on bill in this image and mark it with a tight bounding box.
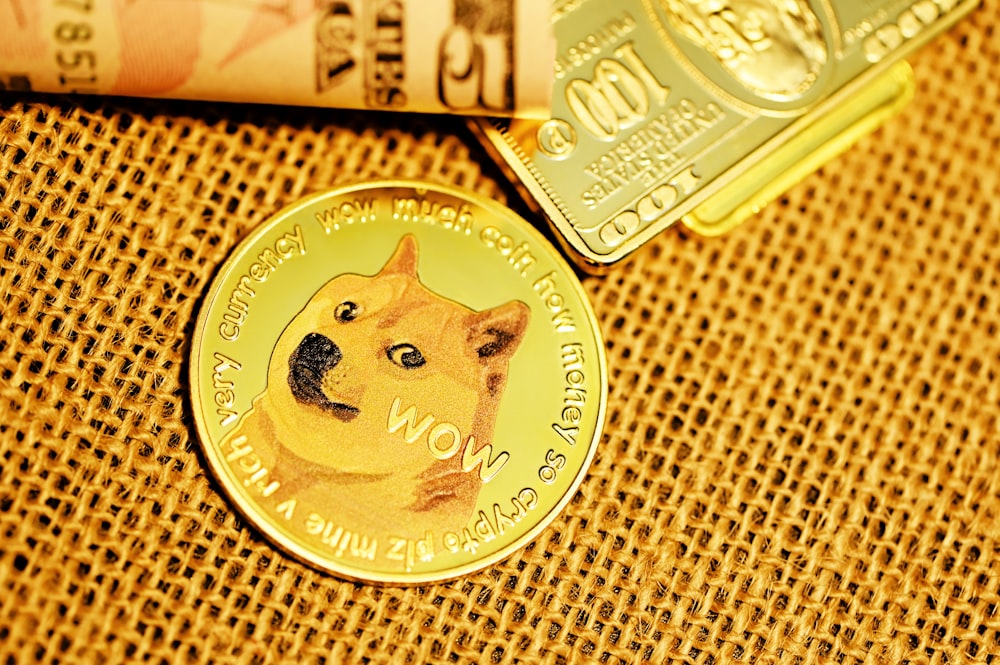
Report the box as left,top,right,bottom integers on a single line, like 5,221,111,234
562,42,670,141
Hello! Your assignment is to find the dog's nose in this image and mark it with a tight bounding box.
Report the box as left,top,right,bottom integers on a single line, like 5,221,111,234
291,332,342,374
287,333,359,420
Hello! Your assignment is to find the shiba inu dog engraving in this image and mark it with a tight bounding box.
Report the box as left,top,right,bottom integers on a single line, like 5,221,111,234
191,182,607,583
224,235,530,542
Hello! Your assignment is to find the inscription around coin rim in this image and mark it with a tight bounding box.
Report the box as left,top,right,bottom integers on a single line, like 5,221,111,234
190,181,607,583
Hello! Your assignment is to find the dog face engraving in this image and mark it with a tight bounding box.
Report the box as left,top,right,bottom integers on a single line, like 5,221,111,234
227,235,531,537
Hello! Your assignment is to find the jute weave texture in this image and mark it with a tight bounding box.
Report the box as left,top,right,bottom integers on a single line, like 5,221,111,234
2,3,999,663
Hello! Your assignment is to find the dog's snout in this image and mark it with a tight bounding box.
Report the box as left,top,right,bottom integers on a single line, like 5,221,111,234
292,332,342,373
287,333,359,420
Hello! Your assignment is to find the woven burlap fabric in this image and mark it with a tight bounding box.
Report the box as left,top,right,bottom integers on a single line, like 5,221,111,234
2,6,998,664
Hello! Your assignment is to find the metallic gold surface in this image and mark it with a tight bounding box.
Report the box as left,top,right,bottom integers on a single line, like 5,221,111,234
473,0,977,269
189,181,607,584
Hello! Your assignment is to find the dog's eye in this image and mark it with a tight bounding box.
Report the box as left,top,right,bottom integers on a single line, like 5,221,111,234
387,343,425,369
334,301,359,323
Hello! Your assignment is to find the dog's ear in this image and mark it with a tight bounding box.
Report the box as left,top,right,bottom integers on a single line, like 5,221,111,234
379,235,419,276
466,300,530,363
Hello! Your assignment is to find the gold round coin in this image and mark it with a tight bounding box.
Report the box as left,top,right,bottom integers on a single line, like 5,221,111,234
190,181,607,583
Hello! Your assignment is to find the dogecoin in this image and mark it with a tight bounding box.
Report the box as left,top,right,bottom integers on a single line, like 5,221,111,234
472,0,977,270
189,181,607,584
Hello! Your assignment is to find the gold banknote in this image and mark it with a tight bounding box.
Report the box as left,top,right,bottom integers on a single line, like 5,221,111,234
0,0,554,118
473,0,978,269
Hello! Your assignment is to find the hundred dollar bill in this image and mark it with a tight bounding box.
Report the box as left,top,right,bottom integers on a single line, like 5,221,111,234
472,0,977,269
0,0,554,118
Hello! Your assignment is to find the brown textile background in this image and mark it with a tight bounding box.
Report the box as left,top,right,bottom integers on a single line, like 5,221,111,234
2,3,999,663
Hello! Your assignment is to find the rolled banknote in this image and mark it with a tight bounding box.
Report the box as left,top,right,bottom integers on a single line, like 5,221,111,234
0,0,555,118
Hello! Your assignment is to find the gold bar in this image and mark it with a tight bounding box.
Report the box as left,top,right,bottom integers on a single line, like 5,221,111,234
472,0,978,271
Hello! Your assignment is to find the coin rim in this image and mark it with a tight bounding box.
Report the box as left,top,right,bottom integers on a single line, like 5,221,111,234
189,179,608,584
